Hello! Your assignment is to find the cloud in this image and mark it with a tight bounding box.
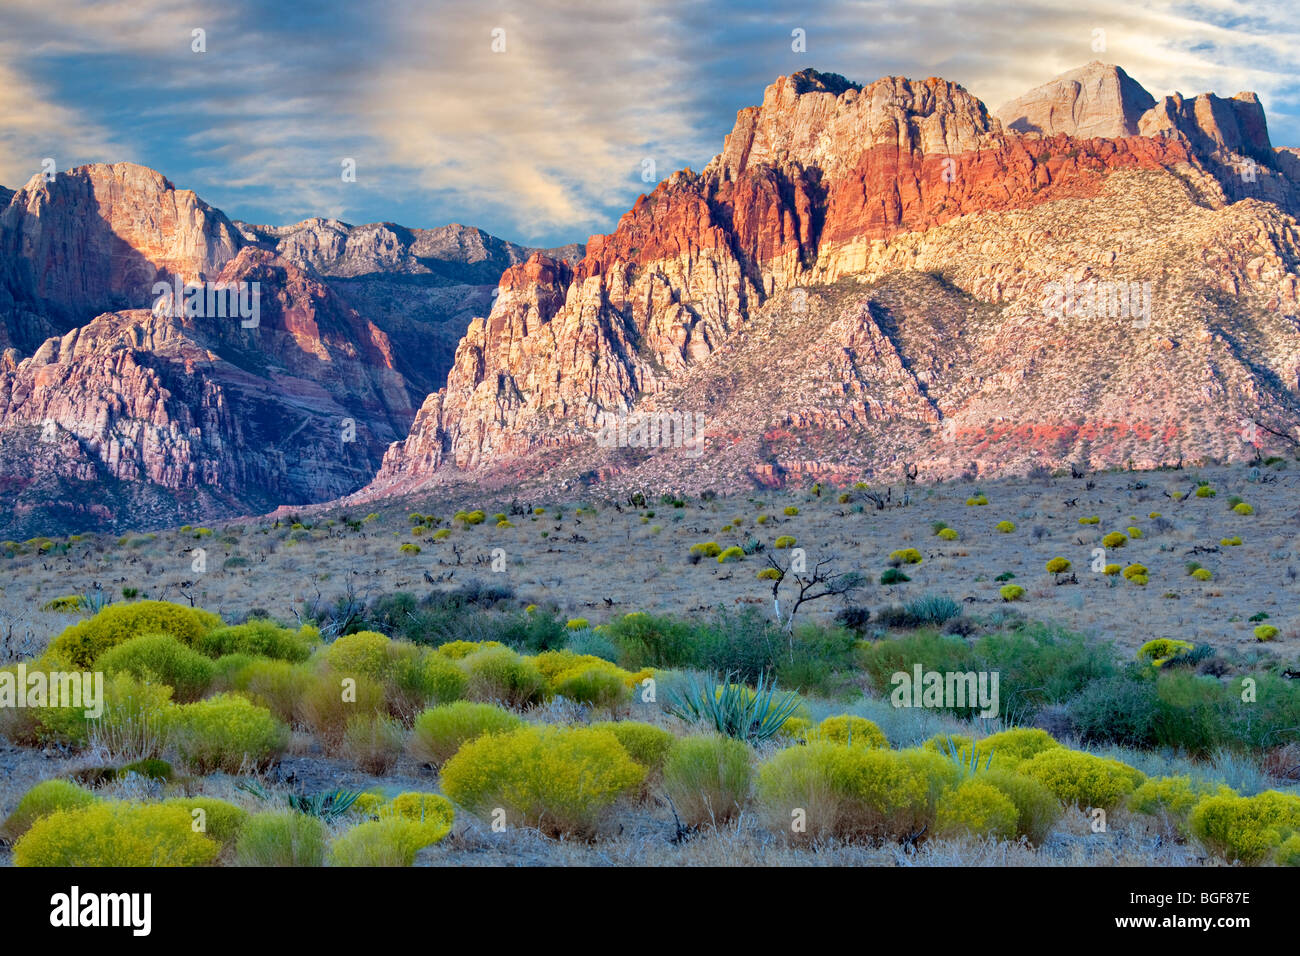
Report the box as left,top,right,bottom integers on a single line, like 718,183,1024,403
0,0,1297,245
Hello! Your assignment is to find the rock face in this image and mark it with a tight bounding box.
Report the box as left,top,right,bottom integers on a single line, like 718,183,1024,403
0,163,245,354
236,218,583,397
368,65,1300,500
996,62,1155,139
0,162,574,535
0,246,418,533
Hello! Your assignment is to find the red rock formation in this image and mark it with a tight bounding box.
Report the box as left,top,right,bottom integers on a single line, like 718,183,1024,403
367,65,1300,500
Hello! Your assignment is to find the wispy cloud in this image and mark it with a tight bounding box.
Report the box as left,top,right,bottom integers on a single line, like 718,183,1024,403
0,0,1297,244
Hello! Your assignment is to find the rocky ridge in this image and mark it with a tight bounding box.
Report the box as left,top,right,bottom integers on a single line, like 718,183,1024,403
366,64,1300,500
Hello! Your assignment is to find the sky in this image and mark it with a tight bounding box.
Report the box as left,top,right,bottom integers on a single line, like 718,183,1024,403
2,0,1299,247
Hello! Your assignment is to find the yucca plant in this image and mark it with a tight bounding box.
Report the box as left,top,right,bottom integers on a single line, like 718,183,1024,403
942,735,994,775
665,670,800,743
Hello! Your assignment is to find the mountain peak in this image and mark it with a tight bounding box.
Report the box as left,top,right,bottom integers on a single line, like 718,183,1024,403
996,62,1156,138
782,68,862,97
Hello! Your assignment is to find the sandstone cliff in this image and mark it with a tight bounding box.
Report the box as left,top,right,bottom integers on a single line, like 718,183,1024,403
367,65,1300,500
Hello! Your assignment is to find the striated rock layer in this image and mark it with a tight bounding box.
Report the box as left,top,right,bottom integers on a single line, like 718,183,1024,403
0,165,572,535
367,65,1300,501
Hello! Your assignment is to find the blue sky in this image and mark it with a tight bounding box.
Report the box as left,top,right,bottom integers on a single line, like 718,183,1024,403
3,0,1299,247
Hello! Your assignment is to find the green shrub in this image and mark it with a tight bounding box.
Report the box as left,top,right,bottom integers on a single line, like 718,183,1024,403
1278,834,1300,867
324,631,394,681
418,653,469,704
171,694,289,773
935,779,1018,841
460,646,547,707
755,742,940,843
408,702,523,767
297,672,386,747
98,633,215,702
975,728,1061,765
590,721,675,773
1019,749,1143,810
162,796,247,846
603,612,697,670
120,758,173,781
13,801,219,866
45,601,222,667
662,735,752,828
440,725,644,838
223,658,313,724
880,568,911,585
344,714,407,775
1,780,96,841
1196,485,1216,498
84,673,175,760
1128,776,1234,834
982,769,1062,844
381,792,455,846
551,664,631,710
1137,639,1194,667
235,810,327,866
195,620,319,662
806,714,888,749
329,818,433,866
1189,791,1300,865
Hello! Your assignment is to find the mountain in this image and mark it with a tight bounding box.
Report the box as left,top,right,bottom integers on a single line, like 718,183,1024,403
366,65,1300,500
0,163,244,355
0,165,572,535
234,218,583,395
995,62,1156,139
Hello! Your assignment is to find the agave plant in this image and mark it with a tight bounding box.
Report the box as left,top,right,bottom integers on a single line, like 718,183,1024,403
80,586,114,615
665,669,801,743
237,781,364,822
941,735,994,775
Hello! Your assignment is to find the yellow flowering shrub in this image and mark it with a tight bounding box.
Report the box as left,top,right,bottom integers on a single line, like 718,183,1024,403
935,779,1018,840
440,725,644,839
805,715,888,749
45,601,222,668
1019,749,1143,809
13,801,220,867
408,701,523,766
1189,791,1300,865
